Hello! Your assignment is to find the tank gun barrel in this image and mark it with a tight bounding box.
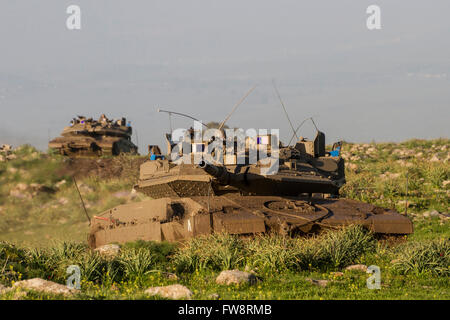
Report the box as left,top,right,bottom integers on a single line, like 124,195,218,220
198,161,234,184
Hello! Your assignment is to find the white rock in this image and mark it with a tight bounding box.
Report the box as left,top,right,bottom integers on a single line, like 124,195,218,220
55,180,67,188
12,278,77,296
58,198,69,205
429,210,440,217
344,264,368,272
306,278,329,287
430,155,440,162
216,270,257,285
94,244,121,258
145,284,193,300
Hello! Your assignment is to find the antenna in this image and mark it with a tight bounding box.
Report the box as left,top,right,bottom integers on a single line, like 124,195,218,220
73,176,91,225
288,116,320,146
157,108,210,129
272,80,298,141
218,85,256,131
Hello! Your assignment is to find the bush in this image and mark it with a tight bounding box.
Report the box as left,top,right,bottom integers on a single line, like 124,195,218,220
392,239,449,276
172,234,245,272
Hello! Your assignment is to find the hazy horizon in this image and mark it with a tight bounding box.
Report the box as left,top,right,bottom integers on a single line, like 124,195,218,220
1,1,449,152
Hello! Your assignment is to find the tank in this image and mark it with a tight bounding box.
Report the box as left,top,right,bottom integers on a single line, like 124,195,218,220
88,130,413,248
49,115,138,157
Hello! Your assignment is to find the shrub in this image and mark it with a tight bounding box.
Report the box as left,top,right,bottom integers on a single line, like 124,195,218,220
392,239,449,276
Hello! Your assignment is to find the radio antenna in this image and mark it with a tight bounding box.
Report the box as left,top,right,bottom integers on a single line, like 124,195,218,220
272,80,298,141
157,108,210,129
218,85,256,131
73,176,91,225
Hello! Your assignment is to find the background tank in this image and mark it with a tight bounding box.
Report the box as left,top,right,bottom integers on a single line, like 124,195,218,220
88,130,413,248
49,115,138,156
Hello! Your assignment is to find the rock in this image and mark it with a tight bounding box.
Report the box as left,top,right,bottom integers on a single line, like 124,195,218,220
0,283,8,294
306,278,329,287
58,198,69,205
161,272,178,280
390,259,401,264
423,211,430,218
216,270,257,286
16,183,29,191
78,183,94,194
443,180,450,188
330,272,344,277
344,264,368,272
145,284,193,300
6,154,17,160
55,180,67,188
0,155,5,162
347,163,358,171
398,200,413,208
94,244,121,258
430,154,440,162
7,167,18,174
12,278,77,296
429,210,440,217
208,293,220,300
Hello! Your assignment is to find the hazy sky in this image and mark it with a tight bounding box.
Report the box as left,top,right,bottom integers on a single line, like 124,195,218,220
0,1,449,152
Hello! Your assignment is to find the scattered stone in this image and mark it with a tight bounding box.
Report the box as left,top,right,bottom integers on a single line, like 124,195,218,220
161,272,178,280
6,154,17,161
94,244,121,258
55,180,67,188
78,183,94,194
58,198,69,205
443,180,450,188
144,284,193,300
430,154,440,162
7,167,18,174
380,172,401,180
306,278,329,287
398,200,413,208
16,183,28,191
12,278,77,296
347,163,358,171
344,264,368,272
9,189,30,199
429,210,440,217
330,272,344,277
216,270,257,286
0,284,8,294
208,293,220,300
0,155,5,162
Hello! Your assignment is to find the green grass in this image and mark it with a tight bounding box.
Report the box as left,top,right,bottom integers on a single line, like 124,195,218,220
0,228,448,300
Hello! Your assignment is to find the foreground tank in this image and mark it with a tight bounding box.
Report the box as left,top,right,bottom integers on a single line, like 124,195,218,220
49,115,138,157
88,132,413,248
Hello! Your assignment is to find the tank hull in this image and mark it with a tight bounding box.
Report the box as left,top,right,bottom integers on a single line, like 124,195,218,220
49,136,138,157
88,194,413,248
